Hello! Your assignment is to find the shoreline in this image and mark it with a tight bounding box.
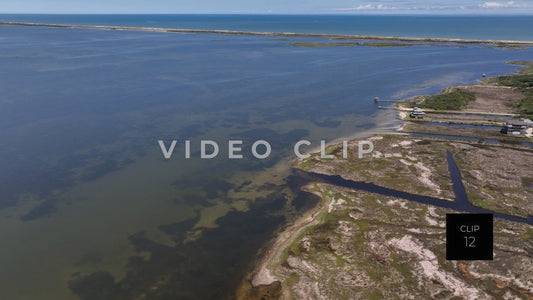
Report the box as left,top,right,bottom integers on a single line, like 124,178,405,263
250,183,326,287
2,21,533,45
241,109,402,296
244,66,533,297
244,111,402,292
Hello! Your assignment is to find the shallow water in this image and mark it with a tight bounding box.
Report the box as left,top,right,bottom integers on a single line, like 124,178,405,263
1,25,533,299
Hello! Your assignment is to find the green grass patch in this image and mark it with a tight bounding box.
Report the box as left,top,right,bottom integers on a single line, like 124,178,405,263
495,74,533,89
393,262,416,287
495,62,533,117
416,88,476,110
372,158,391,171
284,273,300,288
297,158,317,171
519,227,533,240
362,288,384,300
507,61,533,74
514,90,533,117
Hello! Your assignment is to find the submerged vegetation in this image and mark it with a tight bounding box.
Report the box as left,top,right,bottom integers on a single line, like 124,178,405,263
289,42,359,47
363,42,413,47
288,42,413,48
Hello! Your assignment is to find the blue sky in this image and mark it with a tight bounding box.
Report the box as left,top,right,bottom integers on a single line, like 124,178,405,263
2,0,533,14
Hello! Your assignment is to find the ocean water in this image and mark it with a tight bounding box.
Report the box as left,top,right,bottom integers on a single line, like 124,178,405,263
1,20,533,299
1,14,533,41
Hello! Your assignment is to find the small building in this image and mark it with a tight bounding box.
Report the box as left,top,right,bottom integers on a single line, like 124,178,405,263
501,119,529,134
410,107,426,119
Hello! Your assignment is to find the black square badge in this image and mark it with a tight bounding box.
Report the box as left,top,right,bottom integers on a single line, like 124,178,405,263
446,214,493,260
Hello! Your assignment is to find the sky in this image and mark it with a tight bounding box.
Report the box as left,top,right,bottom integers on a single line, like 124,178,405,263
1,0,533,14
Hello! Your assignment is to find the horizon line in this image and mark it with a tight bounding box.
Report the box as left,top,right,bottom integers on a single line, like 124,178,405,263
2,12,533,16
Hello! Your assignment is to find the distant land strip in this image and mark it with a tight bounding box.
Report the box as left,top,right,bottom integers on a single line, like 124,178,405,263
2,21,533,45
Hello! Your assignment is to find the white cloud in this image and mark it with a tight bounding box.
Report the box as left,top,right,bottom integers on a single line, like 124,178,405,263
335,3,392,11
356,4,373,9
479,1,519,8
334,0,530,12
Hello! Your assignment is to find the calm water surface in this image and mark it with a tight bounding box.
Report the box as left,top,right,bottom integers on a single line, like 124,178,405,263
2,14,533,40
1,24,532,299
